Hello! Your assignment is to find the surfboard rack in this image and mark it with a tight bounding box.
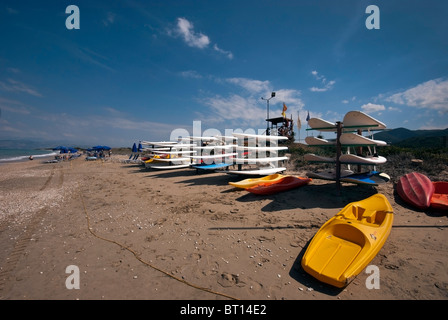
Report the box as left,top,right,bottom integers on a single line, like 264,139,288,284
305,111,388,193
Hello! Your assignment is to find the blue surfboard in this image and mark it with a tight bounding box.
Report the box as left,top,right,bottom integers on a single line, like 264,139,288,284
341,171,390,186
192,163,232,170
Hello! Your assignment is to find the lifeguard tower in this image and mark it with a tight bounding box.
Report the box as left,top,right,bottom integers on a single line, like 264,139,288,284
262,91,294,142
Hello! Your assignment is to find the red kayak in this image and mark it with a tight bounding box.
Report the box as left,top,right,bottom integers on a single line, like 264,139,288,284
246,176,312,195
396,172,435,210
430,181,448,211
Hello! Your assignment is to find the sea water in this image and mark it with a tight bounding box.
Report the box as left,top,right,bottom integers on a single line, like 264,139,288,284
0,149,58,163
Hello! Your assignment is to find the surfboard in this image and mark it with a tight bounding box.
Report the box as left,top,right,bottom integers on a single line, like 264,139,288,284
304,154,336,163
340,133,387,146
341,171,390,185
227,167,286,176
232,133,288,141
193,145,237,150
342,111,387,131
215,135,238,141
141,141,179,146
191,163,232,170
147,157,191,162
339,154,387,165
306,169,354,180
307,118,337,131
236,146,288,151
305,136,336,146
189,153,237,160
235,156,289,163
147,164,191,170
152,150,196,155
180,136,218,142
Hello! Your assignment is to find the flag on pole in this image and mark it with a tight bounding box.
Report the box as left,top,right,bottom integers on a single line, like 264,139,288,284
282,102,287,118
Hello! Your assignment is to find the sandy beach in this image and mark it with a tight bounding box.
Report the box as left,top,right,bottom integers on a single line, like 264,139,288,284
0,154,447,301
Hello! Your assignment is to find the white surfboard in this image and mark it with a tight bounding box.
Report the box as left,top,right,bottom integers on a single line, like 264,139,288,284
227,167,287,176
306,169,354,180
148,157,191,162
147,164,191,170
152,150,197,155
236,146,288,151
307,118,337,131
179,136,219,142
189,153,237,159
232,133,288,141
305,136,336,146
192,145,237,150
141,141,179,146
340,133,387,146
342,111,387,130
215,135,238,141
339,154,387,165
304,154,336,163
235,156,289,163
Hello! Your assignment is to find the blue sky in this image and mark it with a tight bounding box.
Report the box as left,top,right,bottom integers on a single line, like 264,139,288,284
0,0,447,147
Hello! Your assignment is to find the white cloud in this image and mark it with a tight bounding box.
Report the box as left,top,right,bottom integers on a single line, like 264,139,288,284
274,89,305,109
200,78,304,127
176,18,210,49
179,70,203,79
103,12,116,26
169,18,233,59
386,78,448,112
202,94,265,125
0,79,42,97
309,70,335,92
226,77,271,94
360,103,386,114
213,44,233,60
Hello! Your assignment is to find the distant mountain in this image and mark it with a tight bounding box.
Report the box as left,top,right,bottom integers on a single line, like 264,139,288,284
373,128,448,148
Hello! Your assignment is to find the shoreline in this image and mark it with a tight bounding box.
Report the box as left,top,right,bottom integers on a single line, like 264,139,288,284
0,156,447,300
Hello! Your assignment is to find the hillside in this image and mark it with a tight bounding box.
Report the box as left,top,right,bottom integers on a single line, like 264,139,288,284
373,127,448,148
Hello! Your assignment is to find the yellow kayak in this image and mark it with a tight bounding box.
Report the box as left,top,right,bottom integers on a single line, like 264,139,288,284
144,154,170,163
301,194,394,288
228,173,286,189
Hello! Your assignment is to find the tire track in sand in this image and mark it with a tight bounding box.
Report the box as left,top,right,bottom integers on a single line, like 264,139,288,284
0,166,62,298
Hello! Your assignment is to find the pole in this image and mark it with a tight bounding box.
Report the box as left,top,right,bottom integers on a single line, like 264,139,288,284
336,121,342,194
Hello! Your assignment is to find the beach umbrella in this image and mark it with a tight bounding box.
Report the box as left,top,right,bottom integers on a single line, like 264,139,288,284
92,145,111,151
138,142,142,152
131,143,138,153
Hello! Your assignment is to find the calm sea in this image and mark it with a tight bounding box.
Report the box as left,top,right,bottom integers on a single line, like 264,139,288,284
0,149,58,163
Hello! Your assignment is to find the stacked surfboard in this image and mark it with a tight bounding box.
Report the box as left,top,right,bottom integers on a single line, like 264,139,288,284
188,135,238,171
225,133,289,176
305,111,389,185
141,140,196,170
141,133,289,176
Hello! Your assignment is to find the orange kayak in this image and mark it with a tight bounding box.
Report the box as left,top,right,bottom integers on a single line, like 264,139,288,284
246,176,311,195
430,181,448,211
